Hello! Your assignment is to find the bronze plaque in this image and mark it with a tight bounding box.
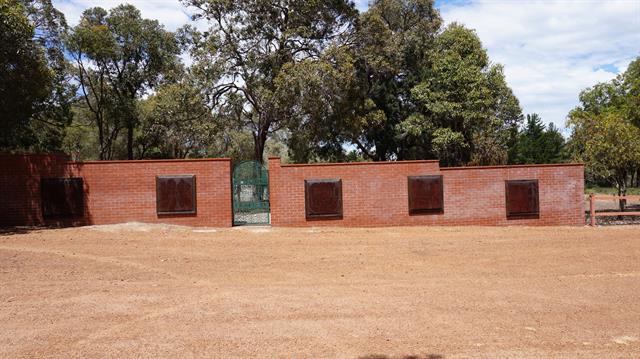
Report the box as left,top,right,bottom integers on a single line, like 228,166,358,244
505,180,539,219
156,175,196,215
408,175,444,215
41,177,84,218
305,179,343,220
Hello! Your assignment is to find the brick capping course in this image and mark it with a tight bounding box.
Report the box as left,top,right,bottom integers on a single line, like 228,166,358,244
68,158,231,165
440,163,584,170
269,157,440,167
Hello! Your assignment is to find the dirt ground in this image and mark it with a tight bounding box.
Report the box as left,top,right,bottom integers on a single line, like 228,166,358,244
1,223,640,358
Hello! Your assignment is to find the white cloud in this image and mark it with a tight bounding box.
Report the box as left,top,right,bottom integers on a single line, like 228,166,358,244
55,0,640,131
53,0,196,30
439,0,640,131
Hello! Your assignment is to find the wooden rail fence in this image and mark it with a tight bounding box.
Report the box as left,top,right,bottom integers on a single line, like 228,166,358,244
589,194,640,226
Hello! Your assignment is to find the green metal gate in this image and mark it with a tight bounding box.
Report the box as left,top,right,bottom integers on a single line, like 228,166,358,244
232,160,270,225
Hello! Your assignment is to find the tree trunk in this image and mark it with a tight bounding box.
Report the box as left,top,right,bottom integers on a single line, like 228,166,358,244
127,122,134,160
98,124,105,161
616,174,627,213
253,127,268,164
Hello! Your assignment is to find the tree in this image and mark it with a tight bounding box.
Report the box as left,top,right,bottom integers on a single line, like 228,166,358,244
66,4,181,159
281,2,522,165
510,114,566,164
568,112,640,199
345,0,443,161
182,0,358,162
137,79,217,159
403,23,522,166
567,57,640,203
0,0,74,151
273,45,360,163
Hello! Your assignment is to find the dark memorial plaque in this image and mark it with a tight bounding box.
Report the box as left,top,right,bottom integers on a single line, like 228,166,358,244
305,179,343,220
408,175,444,215
505,179,539,219
156,175,196,215
41,178,84,218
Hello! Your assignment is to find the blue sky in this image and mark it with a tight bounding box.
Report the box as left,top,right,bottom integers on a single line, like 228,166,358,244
54,0,640,132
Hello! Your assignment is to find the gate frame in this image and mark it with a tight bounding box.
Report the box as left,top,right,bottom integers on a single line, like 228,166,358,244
232,160,270,226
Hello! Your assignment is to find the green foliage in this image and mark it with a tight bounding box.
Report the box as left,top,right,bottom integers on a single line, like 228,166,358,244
567,57,640,196
0,0,74,151
137,79,217,159
344,0,443,161
283,2,522,165
404,23,522,166
182,0,358,162
569,112,640,194
585,185,640,196
65,4,181,159
509,114,566,164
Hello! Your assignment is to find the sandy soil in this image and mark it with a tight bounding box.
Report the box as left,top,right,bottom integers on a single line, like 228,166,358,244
1,224,640,358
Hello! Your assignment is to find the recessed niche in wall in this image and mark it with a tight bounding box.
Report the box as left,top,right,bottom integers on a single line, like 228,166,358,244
304,179,343,220
156,175,196,215
407,175,444,215
41,177,84,218
505,179,539,220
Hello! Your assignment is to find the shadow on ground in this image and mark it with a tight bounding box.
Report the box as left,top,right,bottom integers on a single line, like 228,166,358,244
0,227,37,236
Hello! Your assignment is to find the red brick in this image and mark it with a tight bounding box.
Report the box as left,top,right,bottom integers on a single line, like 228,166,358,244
0,154,232,227
268,157,584,227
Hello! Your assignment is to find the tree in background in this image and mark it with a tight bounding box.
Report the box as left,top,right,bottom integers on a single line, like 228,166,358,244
273,45,360,163
281,1,522,166
182,0,358,163
65,5,181,159
137,78,217,159
403,23,522,166
344,0,443,161
0,0,75,151
567,57,640,200
509,113,566,164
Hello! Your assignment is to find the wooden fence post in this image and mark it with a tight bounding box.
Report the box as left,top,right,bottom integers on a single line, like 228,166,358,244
589,194,596,226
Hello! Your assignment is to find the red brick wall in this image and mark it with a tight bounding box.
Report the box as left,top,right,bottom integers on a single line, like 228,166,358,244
268,157,585,227
1,154,584,228
0,154,74,227
0,154,232,227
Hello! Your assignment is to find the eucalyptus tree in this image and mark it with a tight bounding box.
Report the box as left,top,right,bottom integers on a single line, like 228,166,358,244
348,0,443,161
182,0,358,162
280,0,522,166
1,0,74,151
66,4,181,159
137,78,218,159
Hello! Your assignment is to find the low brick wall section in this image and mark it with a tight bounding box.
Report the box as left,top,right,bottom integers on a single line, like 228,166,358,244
0,154,232,227
268,157,584,227
2,154,584,228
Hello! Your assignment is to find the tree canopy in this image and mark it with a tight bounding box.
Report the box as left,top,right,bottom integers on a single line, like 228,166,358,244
278,2,523,166
65,4,181,159
181,0,358,162
567,57,640,195
5,0,634,176
0,0,74,151
509,113,566,165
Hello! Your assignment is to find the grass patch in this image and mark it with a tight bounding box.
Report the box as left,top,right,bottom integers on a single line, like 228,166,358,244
585,185,640,195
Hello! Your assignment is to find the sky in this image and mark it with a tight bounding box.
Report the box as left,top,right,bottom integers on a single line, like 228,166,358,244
54,0,640,132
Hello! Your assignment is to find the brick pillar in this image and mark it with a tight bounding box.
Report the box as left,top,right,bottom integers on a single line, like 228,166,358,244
267,157,281,226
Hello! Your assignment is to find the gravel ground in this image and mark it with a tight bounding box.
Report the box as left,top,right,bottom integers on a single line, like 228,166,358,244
1,224,640,358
